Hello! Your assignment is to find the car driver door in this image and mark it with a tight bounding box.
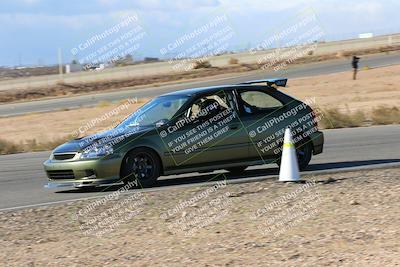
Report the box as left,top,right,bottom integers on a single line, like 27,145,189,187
162,89,249,168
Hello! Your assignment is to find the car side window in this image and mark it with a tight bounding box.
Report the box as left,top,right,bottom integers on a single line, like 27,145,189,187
239,90,283,114
187,92,231,120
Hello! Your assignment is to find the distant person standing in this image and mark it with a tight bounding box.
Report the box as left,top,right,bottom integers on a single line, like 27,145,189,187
352,56,360,80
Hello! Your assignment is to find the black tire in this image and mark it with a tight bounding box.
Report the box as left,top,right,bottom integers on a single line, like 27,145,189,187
226,166,247,175
121,148,161,188
296,141,313,170
276,141,313,171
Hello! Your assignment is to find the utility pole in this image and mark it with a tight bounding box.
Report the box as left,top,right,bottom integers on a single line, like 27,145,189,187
388,35,393,46
58,48,63,81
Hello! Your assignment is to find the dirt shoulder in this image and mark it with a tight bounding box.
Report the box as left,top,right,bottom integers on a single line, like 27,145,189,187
285,64,400,112
0,167,399,266
0,99,148,147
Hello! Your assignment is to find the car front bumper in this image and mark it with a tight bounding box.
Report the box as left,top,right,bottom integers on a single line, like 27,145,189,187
43,155,123,188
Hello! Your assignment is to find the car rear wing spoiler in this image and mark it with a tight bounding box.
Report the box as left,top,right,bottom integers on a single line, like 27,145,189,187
238,78,287,87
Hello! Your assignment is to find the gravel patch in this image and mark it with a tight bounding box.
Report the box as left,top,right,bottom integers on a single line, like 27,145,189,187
1,167,399,266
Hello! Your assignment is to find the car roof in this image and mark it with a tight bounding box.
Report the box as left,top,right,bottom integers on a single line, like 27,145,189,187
160,84,271,97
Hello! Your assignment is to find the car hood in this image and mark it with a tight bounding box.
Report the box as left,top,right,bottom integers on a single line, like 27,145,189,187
53,126,152,153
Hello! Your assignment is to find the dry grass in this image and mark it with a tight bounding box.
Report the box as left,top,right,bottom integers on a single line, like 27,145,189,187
319,108,367,129
96,100,112,108
371,106,400,125
0,137,70,155
228,57,239,65
0,139,20,154
193,60,212,69
318,105,400,129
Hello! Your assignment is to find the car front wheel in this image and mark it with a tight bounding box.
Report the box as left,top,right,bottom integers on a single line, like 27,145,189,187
121,148,161,188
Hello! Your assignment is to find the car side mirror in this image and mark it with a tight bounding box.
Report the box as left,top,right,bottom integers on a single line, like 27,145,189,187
155,119,169,128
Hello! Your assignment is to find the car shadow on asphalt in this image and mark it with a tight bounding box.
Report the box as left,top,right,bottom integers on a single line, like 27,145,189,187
55,158,400,193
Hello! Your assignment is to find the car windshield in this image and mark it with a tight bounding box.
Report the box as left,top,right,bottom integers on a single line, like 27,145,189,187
117,95,189,128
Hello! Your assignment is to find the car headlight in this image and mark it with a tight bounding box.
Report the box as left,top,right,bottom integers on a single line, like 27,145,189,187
80,144,114,159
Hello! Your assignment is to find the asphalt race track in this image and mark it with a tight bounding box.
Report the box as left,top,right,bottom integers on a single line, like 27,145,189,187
0,125,399,211
1,52,400,117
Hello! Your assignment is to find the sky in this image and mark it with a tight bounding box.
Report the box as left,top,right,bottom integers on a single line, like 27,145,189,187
0,0,399,66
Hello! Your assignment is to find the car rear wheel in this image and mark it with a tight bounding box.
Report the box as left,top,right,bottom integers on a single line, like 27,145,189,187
226,166,247,175
121,148,161,188
276,141,313,171
296,141,313,170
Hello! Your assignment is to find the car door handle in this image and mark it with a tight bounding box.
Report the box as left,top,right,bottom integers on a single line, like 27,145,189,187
229,124,239,130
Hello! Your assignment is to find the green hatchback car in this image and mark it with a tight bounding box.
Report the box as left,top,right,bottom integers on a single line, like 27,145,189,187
44,78,324,188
